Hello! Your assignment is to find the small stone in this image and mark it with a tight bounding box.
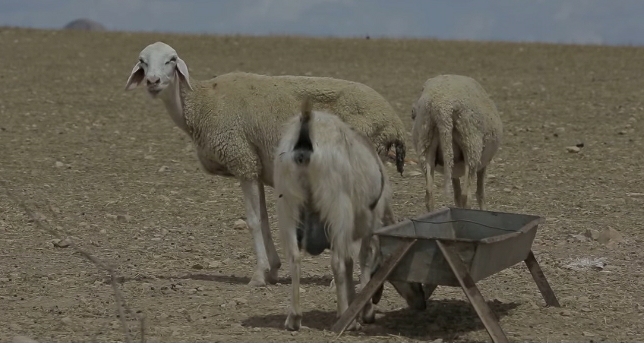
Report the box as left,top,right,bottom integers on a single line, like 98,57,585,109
566,146,580,153
52,238,71,248
636,303,644,312
555,127,566,133
234,297,248,305
191,264,204,270
597,227,624,247
233,219,248,231
158,166,170,172
618,130,627,135
407,170,422,177
582,331,596,337
503,188,511,193
48,205,61,214
208,261,221,269
559,309,572,316
61,316,72,325
12,336,39,343
54,161,65,168
99,229,107,234
584,229,600,240
568,234,589,243
116,214,132,223
0,277,10,282
105,214,118,220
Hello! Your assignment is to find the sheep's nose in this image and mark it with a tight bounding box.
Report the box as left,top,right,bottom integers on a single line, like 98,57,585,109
146,76,160,86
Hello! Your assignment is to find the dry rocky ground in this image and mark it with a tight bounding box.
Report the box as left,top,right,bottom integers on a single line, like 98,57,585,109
1,27,643,342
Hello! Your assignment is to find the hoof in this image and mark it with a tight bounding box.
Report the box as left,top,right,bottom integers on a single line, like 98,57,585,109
267,267,279,285
285,313,302,331
345,320,362,331
362,304,376,324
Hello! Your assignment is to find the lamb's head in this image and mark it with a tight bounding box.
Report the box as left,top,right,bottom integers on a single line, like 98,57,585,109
125,41,193,98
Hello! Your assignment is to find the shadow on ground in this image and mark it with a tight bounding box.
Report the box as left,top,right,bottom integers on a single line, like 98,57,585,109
242,298,520,341
110,273,333,286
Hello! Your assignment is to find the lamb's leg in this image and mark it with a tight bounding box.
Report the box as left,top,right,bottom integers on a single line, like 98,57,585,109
277,201,302,331
332,251,360,331
452,177,463,207
240,179,275,287
358,235,377,324
258,182,281,281
476,166,487,210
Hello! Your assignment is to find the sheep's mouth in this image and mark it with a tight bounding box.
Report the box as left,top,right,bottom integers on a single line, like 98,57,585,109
146,86,165,97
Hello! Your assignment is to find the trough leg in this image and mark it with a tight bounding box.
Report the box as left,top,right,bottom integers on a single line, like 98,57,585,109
524,250,561,307
331,238,417,335
436,240,509,343
423,283,438,300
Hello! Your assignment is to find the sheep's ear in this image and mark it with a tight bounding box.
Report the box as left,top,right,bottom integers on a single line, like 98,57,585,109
175,57,193,91
125,63,144,91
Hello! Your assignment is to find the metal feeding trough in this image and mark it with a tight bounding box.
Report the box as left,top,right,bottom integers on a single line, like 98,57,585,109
331,207,561,343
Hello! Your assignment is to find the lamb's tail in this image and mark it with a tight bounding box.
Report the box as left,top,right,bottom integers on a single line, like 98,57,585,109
435,105,454,197
293,97,314,165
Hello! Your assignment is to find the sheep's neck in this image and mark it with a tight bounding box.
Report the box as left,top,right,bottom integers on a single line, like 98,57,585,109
160,77,192,136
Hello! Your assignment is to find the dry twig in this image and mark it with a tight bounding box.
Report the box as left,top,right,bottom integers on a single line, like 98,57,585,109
0,180,145,343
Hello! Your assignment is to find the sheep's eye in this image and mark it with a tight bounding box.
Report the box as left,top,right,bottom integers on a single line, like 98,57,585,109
138,58,145,64
167,56,177,64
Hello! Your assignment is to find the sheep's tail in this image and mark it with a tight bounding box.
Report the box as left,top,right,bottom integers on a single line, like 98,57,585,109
435,105,454,197
394,139,406,176
293,97,314,165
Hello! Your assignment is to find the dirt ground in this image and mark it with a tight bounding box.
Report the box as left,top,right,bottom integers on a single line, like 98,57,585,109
1,26,643,343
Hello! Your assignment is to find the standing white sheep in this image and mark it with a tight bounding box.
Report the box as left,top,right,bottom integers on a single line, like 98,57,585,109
274,98,425,331
411,74,503,211
124,41,409,287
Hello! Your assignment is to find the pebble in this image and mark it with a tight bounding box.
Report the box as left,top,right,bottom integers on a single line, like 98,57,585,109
565,146,580,153
54,161,65,168
233,219,248,231
158,165,170,172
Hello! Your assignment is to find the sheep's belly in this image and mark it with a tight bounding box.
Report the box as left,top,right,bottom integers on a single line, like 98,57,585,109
196,149,234,177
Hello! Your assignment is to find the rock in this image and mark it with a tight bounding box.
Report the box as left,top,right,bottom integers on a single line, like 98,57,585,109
234,297,248,305
568,234,589,243
208,260,222,269
407,170,422,177
63,18,106,31
597,227,624,247
116,214,132,223
233,219,248,231
503,188,511,193
565,146,580,153
54,161,65,168
584,229,600,240
158,166,170,172
12,336,39,343
559,309,572,316
60,316,72,325
191,264,204,270
582,331,596,337
52,238,71,248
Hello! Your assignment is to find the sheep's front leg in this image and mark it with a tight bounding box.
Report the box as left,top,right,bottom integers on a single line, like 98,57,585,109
476,166,487,210
258,182,281,280
241,179,278,287
332,251,360,331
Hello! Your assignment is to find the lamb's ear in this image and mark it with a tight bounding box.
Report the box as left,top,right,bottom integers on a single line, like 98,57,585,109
175,57,193,91
125,63,144,91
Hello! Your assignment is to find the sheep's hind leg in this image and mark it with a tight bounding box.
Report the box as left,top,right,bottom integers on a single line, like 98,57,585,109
423,149,437,212
476,166,487,210
452,177,463,207
258,182,281,282
332,251,361,331
358,236,377,324
241,179,276,287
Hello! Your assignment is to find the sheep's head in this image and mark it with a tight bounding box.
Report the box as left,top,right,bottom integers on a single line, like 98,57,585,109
125,41,193,97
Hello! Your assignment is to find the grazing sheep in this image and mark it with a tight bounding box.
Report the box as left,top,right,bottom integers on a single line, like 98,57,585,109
411,74,503,211
124,41,408,287
274,98,425,331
